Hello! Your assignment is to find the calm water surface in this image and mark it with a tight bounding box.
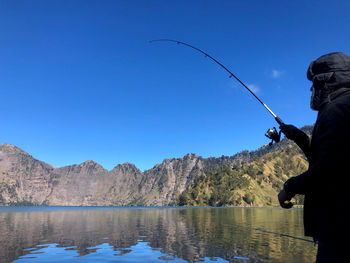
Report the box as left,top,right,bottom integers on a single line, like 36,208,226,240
0,207,316,263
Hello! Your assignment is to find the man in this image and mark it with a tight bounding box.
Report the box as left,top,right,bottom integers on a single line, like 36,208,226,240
278,52,350,263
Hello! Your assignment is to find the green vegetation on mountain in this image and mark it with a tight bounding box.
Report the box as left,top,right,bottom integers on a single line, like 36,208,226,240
1,128,312,206
178,145,308,207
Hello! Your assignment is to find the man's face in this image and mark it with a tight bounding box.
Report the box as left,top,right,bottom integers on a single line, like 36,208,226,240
310,83,328,111
310,85,316,110
310,85,314,93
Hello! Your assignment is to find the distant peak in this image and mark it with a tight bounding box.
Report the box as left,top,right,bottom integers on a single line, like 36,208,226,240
183,153,200,159
82,160,97,164
0,143,29,155
80,160,104,168
117,162,137,168
111,162,140,173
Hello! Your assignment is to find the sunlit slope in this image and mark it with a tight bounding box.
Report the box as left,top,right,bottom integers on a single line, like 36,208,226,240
178,145,308,207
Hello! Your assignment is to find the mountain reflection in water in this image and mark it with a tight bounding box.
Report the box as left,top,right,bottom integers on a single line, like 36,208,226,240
0,207,316,263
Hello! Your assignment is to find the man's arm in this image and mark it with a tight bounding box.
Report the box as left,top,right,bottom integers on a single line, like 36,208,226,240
280,124,311,161
283,102,350,195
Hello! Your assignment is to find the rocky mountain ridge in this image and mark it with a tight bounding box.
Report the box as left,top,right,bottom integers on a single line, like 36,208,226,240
0,126,313,206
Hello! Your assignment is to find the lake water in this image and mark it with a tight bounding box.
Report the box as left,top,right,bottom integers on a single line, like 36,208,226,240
0,207,316,263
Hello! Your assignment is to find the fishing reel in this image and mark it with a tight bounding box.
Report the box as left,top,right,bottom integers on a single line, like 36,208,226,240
265,127,281,146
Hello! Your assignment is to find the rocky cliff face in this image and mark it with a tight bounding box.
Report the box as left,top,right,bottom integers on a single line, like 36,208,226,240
46,160,109,206
0,128,311,206
0,144,54,205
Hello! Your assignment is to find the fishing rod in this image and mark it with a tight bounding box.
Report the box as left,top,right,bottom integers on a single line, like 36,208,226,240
150,39,284,145
254,227,314,243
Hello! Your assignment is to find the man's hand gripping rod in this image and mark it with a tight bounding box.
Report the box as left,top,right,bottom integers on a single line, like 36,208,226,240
150,39,284,145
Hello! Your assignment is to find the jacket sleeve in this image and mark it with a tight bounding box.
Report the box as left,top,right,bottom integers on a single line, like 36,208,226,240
284,102,350,195
292,131,311,161
280,124,311,160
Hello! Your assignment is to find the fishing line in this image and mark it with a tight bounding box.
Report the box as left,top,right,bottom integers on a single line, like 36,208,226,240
254,227,314,243
150,39,284,145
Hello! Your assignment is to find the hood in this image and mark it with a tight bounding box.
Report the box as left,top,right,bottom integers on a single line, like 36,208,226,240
307,52,350,91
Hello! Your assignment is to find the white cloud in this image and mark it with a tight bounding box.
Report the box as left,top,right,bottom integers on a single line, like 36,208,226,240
247,84,260,93
271,69,284,79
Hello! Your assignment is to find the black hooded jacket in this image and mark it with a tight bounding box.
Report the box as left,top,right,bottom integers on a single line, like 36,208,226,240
283,53,350,240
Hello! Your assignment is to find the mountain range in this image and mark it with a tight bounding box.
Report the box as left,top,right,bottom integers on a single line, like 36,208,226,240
0,126,312,206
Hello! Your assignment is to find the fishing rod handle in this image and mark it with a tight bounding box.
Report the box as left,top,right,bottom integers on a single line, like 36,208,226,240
275,117,284,126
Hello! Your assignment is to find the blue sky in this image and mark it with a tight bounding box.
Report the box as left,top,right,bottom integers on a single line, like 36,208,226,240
1,0,350,171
